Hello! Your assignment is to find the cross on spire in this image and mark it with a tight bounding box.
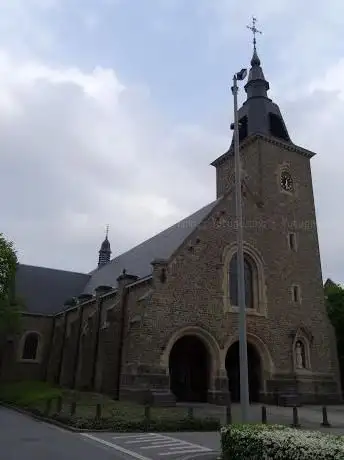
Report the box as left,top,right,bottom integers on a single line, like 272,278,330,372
105,224,109,239
247,16,262,49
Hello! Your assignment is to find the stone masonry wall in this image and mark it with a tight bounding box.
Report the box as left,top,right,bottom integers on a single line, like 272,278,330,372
122,136,341,402
1,314,54,383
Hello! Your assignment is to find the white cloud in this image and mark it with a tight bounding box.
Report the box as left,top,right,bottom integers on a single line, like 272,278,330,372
0,49,225,272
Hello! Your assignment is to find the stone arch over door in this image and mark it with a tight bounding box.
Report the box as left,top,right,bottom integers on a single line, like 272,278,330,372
222,333,274,401
161,327,221,402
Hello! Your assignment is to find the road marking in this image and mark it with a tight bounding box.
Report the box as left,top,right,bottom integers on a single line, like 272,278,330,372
159,449,209,456
141,443,183,449
126,438,162,444
82,432,212,459
81,433,152,460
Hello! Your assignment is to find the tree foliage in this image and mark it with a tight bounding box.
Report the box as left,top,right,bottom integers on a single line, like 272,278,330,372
325,280,344,392
0,233,21,335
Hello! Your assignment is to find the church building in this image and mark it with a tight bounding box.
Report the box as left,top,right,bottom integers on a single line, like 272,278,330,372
1,44,341,405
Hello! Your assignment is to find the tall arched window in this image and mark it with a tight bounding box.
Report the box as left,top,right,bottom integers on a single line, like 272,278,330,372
229,252,254,309
22,332,40,360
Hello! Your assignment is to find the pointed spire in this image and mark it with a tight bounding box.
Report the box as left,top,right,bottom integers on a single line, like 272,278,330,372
245,17,269,99
222,17,291,146
98,225,111,268
251,47,261,67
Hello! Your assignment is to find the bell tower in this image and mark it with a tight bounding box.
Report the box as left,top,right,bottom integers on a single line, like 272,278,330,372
210,20,341,403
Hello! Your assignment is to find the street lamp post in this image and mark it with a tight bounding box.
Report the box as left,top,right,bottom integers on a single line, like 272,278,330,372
231,69,250,422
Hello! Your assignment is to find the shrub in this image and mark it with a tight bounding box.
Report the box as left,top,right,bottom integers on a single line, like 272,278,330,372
52,413,220,432
221,424,344,460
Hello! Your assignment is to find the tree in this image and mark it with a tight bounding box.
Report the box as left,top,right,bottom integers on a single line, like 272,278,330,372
0,233,21,336
325,281,344,394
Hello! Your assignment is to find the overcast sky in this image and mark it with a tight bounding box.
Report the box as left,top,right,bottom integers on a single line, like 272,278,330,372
1,0,344,282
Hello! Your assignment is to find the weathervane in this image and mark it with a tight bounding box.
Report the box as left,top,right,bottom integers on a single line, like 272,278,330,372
247,16,262,49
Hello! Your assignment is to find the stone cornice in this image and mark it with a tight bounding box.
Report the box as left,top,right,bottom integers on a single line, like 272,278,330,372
211,134,316,167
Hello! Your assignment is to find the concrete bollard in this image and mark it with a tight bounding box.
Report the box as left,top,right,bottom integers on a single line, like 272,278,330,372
44,398,52,416
261,406,267,424
70,400,77,416
225,404,232,425
321,406,331,428
56,396,63,414
144,405,151,432
291,406,300,428
187,407,194,420
96,403,102,419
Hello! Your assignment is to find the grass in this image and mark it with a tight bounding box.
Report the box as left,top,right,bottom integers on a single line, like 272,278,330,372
0,381,220,430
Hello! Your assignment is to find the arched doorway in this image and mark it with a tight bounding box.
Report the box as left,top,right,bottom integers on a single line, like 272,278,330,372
169,335,209,402
225,341,262,402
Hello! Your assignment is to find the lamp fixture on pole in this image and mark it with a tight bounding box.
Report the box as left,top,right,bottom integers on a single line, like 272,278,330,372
231,67,250,422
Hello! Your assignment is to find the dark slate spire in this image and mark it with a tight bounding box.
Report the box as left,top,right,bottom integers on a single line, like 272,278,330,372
98,226,111,268
231,17,291,144
244,46,270,99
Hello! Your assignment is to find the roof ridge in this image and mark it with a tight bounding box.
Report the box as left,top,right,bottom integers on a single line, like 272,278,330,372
18,263,89,277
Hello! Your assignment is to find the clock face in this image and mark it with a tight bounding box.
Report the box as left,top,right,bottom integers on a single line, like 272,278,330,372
281,171,293,192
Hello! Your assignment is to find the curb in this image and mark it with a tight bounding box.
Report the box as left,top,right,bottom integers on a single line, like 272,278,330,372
0,402,221,434
178,452,221,460
0,402,82,432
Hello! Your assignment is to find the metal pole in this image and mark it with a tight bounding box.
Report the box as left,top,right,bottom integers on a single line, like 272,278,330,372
231,74,250,422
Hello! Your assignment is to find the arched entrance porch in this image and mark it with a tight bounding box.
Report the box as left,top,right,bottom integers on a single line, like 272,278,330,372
169,335,210,402
225,341,262,402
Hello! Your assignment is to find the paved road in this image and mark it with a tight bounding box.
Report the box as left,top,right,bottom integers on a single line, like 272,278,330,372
0,407,220,460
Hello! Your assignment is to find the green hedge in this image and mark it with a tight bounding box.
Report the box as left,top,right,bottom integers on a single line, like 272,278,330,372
221,424,344,459
50,413,220,432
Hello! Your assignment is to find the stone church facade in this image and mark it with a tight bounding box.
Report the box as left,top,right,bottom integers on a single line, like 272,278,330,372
1,47,341,405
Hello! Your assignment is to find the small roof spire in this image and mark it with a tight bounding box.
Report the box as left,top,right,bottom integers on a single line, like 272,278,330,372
98,225,111,268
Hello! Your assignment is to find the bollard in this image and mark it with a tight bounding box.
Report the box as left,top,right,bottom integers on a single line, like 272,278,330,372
321,406,331,428
291,406,300,428
44,398,52,417
225,404,232,425
144,405,151,432
70,400,77,416
96,403,102,419
187,407,194,420
261,406,267,424
56,396,63,414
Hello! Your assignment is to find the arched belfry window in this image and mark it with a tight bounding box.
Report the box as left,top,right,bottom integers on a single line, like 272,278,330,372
229,252,254,309
21,332,40,361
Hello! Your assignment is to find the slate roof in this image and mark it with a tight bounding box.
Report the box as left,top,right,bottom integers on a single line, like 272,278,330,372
15,199,220,314
16,264,90,315
83,199,220,294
